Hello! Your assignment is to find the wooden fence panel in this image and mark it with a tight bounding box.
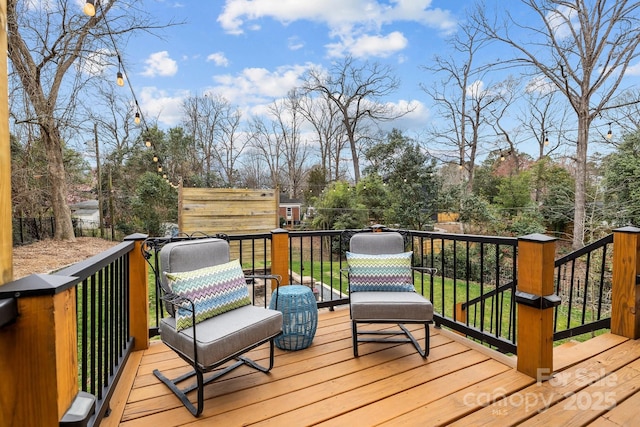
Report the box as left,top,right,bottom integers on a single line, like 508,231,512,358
179,188,279,262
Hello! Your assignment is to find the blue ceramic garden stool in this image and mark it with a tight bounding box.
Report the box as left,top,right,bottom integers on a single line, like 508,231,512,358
269,285,318,350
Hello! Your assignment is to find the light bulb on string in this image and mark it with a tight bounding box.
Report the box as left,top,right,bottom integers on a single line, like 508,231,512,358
116,71,124,87
83,0,96,17
544,133,549,146
134,112,140,125
157,165,163,173
606,123,612,139
145,139,151,148
153,155,158,163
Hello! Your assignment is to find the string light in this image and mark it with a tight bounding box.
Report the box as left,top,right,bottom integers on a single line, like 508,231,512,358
606,123,612,139
544,133,549,146
83,0,175,182
83,0,96,16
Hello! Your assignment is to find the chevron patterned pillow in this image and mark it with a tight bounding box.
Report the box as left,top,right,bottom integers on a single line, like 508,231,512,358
346,251,415,293
165,259,251,331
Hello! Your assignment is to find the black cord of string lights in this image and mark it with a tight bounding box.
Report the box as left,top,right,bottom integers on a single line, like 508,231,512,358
86,0,175,186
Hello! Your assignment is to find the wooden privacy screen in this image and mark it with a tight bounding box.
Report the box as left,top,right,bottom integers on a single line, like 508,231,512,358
179,187,279,262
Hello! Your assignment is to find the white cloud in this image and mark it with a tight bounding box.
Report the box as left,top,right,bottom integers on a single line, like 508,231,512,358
208,63,315,105
288,36,305,51
77,48,114,76
525,75,556,95
141,51,178,77
466,80,485,99
217,0,456,58
625,61,640,76
139,86,190,126
327,31,408,58
546,5,578,40
218,0,455,33
382,99,430,131
207,52,230,67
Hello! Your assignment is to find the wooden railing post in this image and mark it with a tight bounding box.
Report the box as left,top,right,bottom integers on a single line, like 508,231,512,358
516,233,558,380
611,226,640,339
271,228,290,290
1,0,12,284
126,233,149,351
0,275,79,426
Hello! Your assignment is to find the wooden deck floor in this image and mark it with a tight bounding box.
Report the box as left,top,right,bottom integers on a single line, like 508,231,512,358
104,307,640,426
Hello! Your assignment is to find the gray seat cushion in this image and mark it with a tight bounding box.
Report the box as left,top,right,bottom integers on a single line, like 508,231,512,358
160,305,283,367
350,291,433,322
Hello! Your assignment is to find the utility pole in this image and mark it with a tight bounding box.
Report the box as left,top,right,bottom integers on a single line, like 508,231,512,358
108,164,115,240
94,123,104,238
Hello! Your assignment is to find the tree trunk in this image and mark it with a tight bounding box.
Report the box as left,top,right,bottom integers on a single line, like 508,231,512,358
572,113,589,249
42,120,75,241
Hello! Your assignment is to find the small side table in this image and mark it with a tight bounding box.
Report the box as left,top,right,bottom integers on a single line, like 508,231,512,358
269,285,318,350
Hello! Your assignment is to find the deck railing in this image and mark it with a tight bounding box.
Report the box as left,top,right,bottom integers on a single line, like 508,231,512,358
56,241,135,424
0,233,148,427
553,234,614,340
2,227,640,426
411,231,518,353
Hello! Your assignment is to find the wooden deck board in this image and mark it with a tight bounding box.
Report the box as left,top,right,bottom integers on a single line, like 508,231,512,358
111,308,640,426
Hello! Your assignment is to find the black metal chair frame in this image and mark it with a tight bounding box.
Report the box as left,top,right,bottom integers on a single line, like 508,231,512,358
342,227,436,358
142,235,282,416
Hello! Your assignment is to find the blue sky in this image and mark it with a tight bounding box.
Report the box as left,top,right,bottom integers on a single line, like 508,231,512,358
116,0,640,158
122,1,465,128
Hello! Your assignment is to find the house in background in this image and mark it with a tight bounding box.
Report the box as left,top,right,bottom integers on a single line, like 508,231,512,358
279,195,303,228
70,200,100,230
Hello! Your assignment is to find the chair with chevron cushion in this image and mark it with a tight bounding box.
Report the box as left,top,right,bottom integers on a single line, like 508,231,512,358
153,237,283,416
346,230,435,358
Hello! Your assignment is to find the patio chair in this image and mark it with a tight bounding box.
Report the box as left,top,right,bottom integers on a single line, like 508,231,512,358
346,230,435,358
153,237,283,416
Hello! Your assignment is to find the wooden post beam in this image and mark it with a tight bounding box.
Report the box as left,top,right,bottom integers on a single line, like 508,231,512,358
611,226,640,339
516,233,557,380
0,275,79,426
270,228,290,290
0,0,12,284
125,233,149,351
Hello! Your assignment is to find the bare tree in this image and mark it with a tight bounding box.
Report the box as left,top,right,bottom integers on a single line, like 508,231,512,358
247,116,284,190
422,24,497,191
216,106,246,187
303,56,410,183
7,0,168,240
270,90,310,198
89,87,137,167
182,94,236,186
518,83,569,161
299,93,348,181
473,0,640,248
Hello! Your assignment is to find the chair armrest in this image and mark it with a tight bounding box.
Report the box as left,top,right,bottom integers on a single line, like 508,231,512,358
412,266,438,276
245,274,282,309
160,292,194,311
245,274,281,288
